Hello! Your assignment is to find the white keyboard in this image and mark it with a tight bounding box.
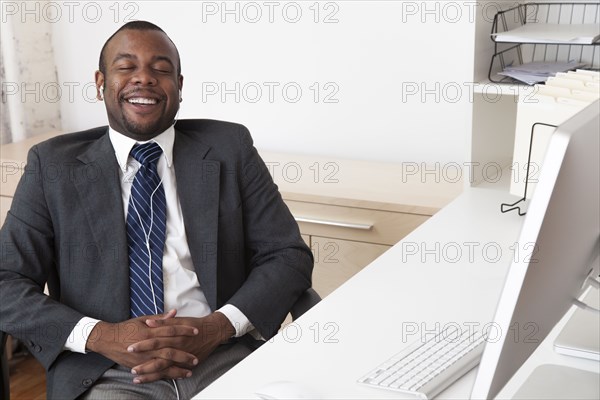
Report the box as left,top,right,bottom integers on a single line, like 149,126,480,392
358,328,485,399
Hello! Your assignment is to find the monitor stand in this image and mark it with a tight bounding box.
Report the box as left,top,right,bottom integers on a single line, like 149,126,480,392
554,286,600,361
513,364,599,400
513,279,599,399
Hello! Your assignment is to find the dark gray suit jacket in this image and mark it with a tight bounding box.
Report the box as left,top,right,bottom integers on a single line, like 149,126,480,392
0,119,313,399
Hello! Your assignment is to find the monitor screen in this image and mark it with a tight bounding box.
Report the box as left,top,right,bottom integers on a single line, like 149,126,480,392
471,100,600,399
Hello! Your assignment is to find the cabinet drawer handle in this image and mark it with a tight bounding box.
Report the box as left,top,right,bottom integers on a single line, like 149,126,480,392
294,216,373,231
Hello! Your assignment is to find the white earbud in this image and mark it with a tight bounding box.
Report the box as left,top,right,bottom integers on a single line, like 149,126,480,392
179,89,182,102
97,87,104,101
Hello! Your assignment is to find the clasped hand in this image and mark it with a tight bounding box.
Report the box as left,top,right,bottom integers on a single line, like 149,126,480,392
86,309,235,383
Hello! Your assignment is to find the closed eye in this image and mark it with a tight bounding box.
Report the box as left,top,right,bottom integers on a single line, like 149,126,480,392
153,63,173,73
117,66,135,71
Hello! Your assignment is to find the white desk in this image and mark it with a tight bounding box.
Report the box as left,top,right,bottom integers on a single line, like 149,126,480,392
197,186,599,399
196,187,551,399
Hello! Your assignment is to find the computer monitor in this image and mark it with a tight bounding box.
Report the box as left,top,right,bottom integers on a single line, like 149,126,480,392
470,100,600,399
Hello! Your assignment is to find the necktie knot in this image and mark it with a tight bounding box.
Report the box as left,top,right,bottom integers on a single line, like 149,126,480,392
131,142,162,166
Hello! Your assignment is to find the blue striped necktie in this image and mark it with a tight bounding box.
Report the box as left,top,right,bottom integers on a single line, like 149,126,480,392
127,142,167,317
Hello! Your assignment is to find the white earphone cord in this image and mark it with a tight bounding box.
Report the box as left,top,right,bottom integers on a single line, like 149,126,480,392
130,171,164,315
130,161,180,400
131,176,181,400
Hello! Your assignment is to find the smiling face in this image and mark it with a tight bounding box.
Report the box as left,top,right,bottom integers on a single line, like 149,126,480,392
95,29,183,141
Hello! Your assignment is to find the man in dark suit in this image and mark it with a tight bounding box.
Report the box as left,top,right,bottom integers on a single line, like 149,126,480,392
0,21,313,399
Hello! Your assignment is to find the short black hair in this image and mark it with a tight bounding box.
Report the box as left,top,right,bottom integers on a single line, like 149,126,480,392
98,20,181,76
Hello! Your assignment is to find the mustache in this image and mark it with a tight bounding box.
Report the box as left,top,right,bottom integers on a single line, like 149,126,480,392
119,88,166,102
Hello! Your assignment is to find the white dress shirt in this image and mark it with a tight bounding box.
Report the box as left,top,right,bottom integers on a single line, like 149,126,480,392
64,125,253,353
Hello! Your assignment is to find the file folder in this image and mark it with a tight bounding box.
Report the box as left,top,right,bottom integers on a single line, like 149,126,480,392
510,71,597,198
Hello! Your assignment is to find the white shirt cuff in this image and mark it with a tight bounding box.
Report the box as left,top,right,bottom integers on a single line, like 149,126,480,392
218,304,255,338
63,317,101,353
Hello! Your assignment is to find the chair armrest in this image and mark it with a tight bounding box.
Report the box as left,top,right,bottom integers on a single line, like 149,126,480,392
290,288,321,321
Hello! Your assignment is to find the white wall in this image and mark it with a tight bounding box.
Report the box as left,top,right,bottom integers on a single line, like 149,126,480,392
1,10,61,143
48,1,478,163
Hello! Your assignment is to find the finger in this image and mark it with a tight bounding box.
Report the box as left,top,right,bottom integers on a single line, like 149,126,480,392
132,363,192,384
153,347,199,367
131,356,173,375
145,310,179,327
145,318,194,328
128,336,197,358
128,339,198,364
133,369,192,384
160,309,177,319
140,323,199,337
145,309,177,324
145,318,164,328
132,346,198,368
139,309,177,325
145,317,193,328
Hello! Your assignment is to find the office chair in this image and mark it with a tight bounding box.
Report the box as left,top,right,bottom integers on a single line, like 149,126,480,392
290,287,321,320
0,288,320,400
1,331,9,400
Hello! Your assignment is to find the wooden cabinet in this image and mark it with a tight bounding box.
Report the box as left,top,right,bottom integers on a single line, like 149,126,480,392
285,199,429,298
260,151,463,298
1,131,59,229
285,200,429,246
310,237,389,298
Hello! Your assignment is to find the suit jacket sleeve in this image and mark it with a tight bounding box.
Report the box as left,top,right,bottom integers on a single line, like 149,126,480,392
0,146,85,369
224,126,314,339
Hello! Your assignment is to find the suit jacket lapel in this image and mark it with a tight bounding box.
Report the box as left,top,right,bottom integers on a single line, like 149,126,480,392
173,131,221,311
74,132,130,322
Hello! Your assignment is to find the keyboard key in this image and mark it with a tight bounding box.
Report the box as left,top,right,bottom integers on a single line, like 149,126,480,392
358,329,486,399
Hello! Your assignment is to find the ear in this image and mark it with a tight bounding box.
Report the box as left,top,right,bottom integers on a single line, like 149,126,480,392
95,70,105,101
178,75,184,102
